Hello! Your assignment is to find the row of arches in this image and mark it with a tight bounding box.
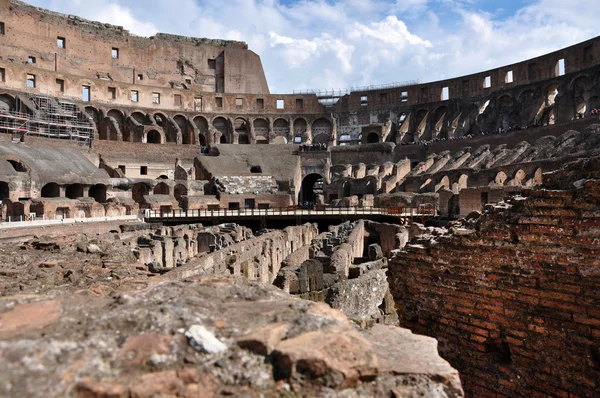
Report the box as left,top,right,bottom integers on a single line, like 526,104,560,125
422,168,543,194
86,106,335,146
39,183,107,203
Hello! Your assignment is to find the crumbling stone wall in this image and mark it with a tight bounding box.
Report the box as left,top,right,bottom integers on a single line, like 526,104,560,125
165,223,318,284
389,182,600,397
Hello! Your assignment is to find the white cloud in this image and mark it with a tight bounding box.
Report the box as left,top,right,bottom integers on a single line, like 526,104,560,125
26,0,600,93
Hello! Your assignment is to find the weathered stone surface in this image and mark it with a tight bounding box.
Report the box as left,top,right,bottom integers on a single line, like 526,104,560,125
0,276,462,397
326,269,389,322
368,243,384,260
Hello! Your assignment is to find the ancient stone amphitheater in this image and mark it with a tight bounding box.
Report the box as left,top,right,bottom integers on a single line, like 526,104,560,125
0,1,599,397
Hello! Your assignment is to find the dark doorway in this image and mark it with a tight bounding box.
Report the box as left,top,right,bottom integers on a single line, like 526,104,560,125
41,183,60,198
299,173,324,205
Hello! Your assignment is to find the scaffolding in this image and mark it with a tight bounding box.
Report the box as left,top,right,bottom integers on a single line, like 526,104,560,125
0,94,95,146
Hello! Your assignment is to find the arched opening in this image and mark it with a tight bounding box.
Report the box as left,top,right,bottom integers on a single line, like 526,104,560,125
213,117,228,143
175,115,192,145
157,175,168,180
0,181,9,199
41,183,60,198
89,184,107,203
436,176,450,192
294,118,308,138
250,166,262,173
193,116,209,134
273,118,289,140
366,132,379,143
234,118,249,144
342,181,351,198
0,94,15,112
253,118,269,142
65,184,83,199
85,106,100,126
6,159,27,172
512,169,526,186
494,171,507,186
272,136,288,144
533,168,543,186
174,184,187,201
154,112,167,129
546,83,560,106
147,130,162,144
154,182,169,195
132,183,150,204
130,112,146,125
299,173,324,205
312,118,332,140
457,174,468,190
107,109,124,137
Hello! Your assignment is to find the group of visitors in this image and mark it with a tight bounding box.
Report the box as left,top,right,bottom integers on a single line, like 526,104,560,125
200,146,210,154
299,143,327,152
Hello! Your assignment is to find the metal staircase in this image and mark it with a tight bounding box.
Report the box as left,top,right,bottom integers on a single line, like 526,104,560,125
0,94,95,146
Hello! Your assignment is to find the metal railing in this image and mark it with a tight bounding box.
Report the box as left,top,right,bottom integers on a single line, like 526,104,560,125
144,205,437,220
293,80,422,97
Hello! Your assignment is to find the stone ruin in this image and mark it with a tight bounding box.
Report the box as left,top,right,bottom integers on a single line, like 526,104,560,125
0,1,599,396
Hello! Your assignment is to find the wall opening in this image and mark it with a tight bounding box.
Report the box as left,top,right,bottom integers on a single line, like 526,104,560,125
250,166,262,173
7,159,26,172
483,76,492,89
89,184,107,203
65,184,83,199
154,182,169,195
556,58,566,76
299,173,324,205
505,70,514,84
147,130,161,144
41,183,60,198
0,181,9,199
366,132,379,143
441,87,449,101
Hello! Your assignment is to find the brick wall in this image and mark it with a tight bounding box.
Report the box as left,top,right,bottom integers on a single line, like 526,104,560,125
389,182,600,397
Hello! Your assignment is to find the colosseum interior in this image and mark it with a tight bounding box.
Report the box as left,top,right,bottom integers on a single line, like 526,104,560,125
1,0,600,396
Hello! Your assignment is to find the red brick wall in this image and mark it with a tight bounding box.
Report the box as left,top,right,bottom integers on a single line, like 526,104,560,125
389,183,600,397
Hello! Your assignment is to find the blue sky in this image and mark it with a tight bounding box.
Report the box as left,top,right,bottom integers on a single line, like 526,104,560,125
29,0,600,93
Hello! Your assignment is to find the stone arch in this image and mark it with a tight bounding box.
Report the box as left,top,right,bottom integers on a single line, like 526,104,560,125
494,171,508,186
107,109,124,133
532,168,543,186
41,182,60,198
154,182,169,195
299,173,324,205
457,174,468,190
213,116,229,143
273,118,290,139
89,184,107,203
497,94,512,112
312,118,332,140
513,169,526,186
146,129,163,144
154,112,168,129
65,183,83,199
85,106,100,126
174,184,187,201
6,158,28,172
174,114,193,145
253,118,269,143
518,89,535,105
366,132,379,143
294,117,308,144
435,175,450,192
132,182,151,204
130,111,146,125
0,181,8,199
193,115,209,145
0,94,15,112
234,117,249,144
